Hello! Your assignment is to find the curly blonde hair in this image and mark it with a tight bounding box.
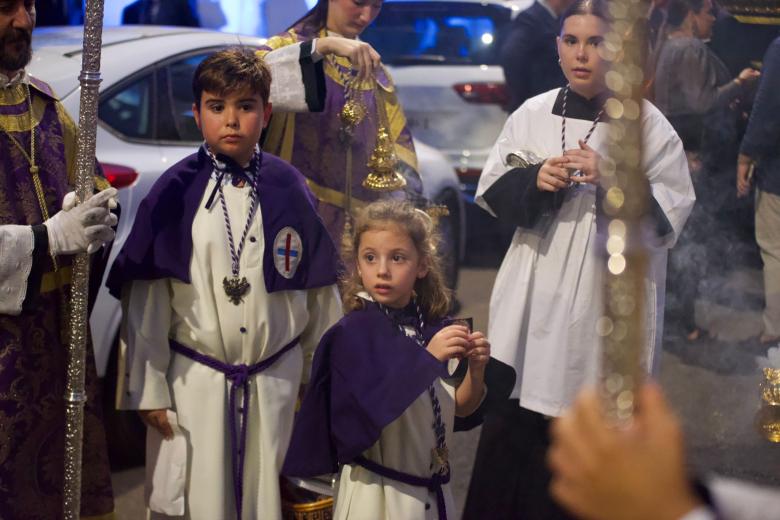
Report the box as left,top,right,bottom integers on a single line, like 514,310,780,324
341,200,451,320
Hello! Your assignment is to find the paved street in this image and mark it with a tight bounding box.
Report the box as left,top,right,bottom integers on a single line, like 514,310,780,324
111,263,780,519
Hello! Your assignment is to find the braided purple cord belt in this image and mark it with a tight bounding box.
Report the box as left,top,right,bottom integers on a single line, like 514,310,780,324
353,455,451,520
169,337,300,519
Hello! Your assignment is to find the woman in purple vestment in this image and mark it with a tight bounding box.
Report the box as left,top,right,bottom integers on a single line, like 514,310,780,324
257,0,422,247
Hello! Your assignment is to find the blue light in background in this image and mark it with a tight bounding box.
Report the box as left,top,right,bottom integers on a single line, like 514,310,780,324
103,0,312,35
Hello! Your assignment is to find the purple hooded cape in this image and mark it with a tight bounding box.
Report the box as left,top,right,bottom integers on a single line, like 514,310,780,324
282,303,518,477
282,303,449,477
106,147,338,297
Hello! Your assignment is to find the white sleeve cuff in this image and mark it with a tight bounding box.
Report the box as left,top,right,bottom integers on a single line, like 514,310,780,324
0,225,34,315
311,38,323,62
265,43,310,112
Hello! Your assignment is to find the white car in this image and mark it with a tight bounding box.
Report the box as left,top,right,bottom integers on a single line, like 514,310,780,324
361,0,531,242
30,25,464,460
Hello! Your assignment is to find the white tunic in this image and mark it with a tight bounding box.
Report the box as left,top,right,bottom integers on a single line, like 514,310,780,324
0,225,34,314
117,176,342,520
476,88,695,417
334,375,457,520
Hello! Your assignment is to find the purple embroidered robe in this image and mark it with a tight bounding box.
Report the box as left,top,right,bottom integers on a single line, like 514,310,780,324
0,78,114,518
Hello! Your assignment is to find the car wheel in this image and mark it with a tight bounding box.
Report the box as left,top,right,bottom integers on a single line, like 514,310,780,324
435,189,461,293
101,334,146,470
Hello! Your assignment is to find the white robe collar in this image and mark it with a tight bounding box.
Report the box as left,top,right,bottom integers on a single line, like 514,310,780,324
0,69,28,89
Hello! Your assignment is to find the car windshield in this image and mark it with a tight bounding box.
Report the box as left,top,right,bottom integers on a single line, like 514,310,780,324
361,2,512,66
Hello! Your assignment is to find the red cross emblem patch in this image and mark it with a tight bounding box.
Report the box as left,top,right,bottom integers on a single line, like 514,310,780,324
273,227,303,279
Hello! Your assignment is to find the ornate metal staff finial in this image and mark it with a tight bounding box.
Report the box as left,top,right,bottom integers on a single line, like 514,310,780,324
598,0,651,424
63,0,105,517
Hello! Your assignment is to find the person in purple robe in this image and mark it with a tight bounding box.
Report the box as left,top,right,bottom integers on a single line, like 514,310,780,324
0,1,117,517
257,0,423,248
283,200,512,520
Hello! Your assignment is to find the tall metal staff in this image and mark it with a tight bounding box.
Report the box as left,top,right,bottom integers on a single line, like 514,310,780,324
63,0,105,516
599,0,650,423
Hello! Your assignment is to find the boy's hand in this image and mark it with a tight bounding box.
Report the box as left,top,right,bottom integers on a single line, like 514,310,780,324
139,409,174,440
467,331,490,373
427,325,469,362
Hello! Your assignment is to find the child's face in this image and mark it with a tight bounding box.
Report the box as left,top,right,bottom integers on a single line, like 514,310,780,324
357,224,428,309
193,87,271,166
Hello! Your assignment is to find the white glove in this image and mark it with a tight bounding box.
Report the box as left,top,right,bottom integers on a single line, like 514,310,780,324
44,188,119,255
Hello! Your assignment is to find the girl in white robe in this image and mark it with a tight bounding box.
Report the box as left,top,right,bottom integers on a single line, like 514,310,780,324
462,0,695,518
282,201,509,520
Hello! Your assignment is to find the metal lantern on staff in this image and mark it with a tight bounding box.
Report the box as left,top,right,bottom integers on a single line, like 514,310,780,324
64,0,106,516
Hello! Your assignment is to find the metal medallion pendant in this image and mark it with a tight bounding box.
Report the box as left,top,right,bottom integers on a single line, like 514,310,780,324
431,446,449,475
223,275,250,305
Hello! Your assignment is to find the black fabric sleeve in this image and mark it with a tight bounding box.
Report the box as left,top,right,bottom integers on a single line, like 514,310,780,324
481,164,564,233
300,40,326,113
649,196,674,239
453,357,517,432
22,225,49,310
690,478,722,518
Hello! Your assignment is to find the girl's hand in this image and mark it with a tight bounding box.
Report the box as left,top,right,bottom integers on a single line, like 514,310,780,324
139,409,174,440
537,156,571,192
467,331,490,374
316,36,381,83
564,140,602,186
427,325,469,362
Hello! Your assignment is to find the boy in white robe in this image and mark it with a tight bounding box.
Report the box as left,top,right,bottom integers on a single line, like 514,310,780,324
106,48,342,520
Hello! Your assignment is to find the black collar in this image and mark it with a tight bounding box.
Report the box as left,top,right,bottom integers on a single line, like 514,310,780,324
201,145,262,209
551,88,608,121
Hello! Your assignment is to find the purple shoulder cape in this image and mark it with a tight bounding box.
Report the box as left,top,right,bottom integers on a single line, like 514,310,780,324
282,303,449,477
28,76,57,100
106,147,338,297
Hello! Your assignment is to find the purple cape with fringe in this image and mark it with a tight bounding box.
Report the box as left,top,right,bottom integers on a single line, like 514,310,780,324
106,147,338,297
282,303,450,477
